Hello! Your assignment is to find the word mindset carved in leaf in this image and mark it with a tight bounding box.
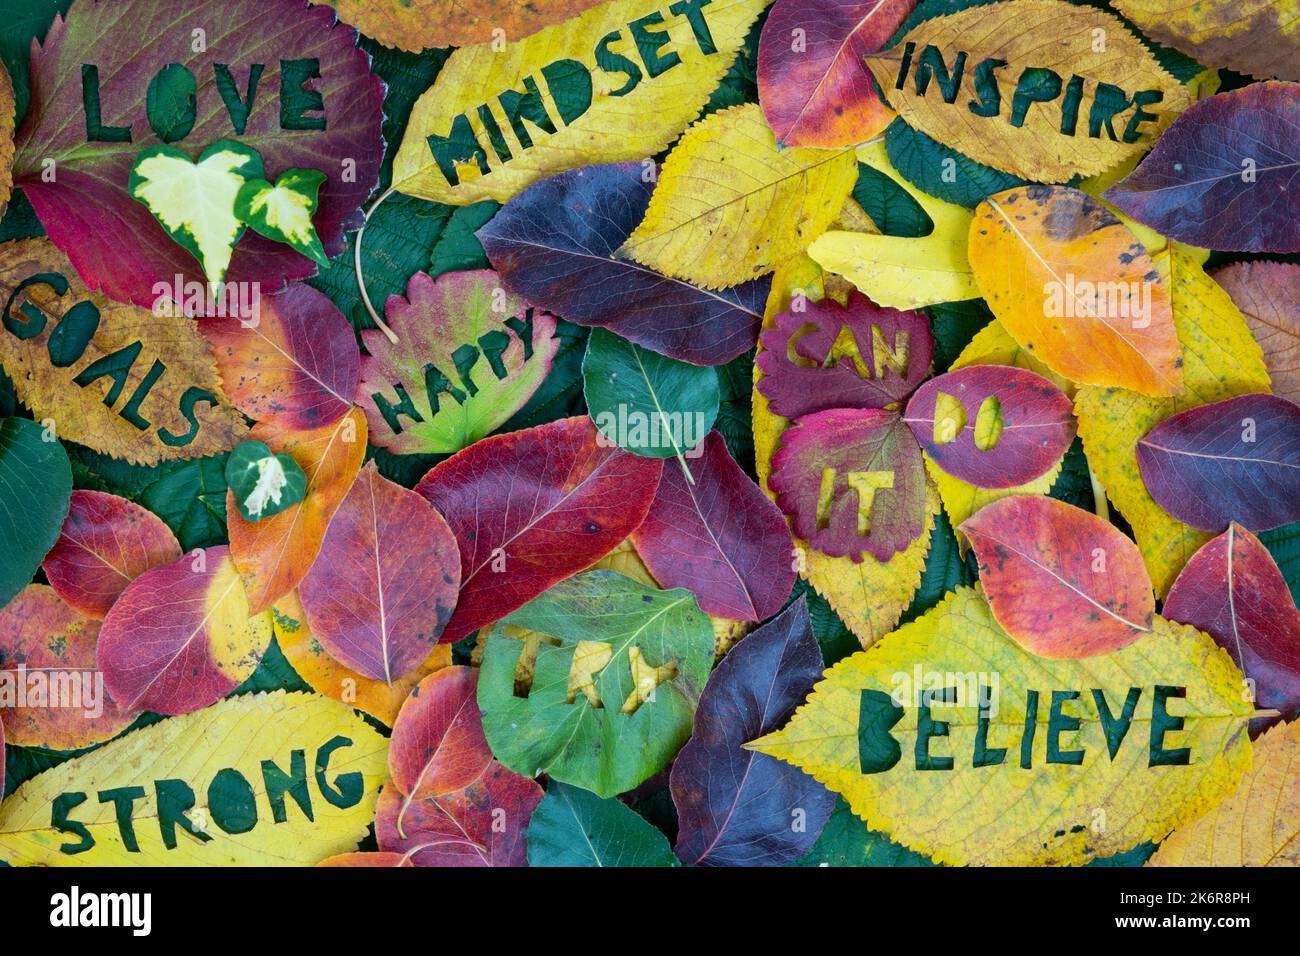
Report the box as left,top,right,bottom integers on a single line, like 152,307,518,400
0,0,1297,880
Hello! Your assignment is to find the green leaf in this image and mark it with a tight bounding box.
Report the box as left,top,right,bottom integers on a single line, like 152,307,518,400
137,454,231,551
224,440,308,522
796,798,938,867
428,200,499,276
851,161,932,238
582,328,720,474
479,570,715,798
235,168,329,266
127,140,264,285
716,348,756,477
885,119,1028,209
0,0,69,124
0,417,71,606
1260,522,1300,606
527,780,679,867
926,298,994,372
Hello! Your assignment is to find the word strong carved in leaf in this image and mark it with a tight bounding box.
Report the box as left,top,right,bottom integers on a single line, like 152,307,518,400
864,0,1190,181
359,271,559,454
12,0,384,307
0,239,247,464
392,0,770,205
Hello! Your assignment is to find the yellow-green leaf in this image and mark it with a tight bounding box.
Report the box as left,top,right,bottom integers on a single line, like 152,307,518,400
747,587,1253,866
391,0,768,205
808,140,978,309
0,691,388,866
235,168,328,266
618,104,857,289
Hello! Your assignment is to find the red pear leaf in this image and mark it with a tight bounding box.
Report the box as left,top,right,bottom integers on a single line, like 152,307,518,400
631,431,795,621
1137,393,1300,532
200,283,359,431
758,0,916,148
12,0,383,306
375,761,543,867
961,496,1155,658
769,407,925,562
42,490,182,618
1164,523,1300,731
756,292,933,419
298,462,460,684
1212,262,1300,406
98,545,273,714
903,365,1075,488
414,417,663,644
388,668,492,818
0,585,136,750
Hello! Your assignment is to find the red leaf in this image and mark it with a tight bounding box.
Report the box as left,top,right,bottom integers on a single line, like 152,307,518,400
98,545,273,714
758,0,916,148
903,365,1075,488
1212,262,1300,406
1164,524,1300,730
389,667,492,805
298,462,460,683
961,496,1154,658
632,431,794,621
414,417,663,644
375,761,543,867
42,490,181,618
1137,393,1300,532
200,283,359,431
755,291,933,418
769,407,925,561
12,0,383,306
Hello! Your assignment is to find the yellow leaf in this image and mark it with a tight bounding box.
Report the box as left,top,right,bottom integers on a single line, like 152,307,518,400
0,238,247,465
313,0,609,51
1149,718,1300,867
1075,246,1270,596
752,256,936,648
391,0,768,205
808,140,978,309
747,588,1253,866
271,591,452,727
0,691,389,866
1111,0,1299,84
618,104,857,289
0,63,14,218
864,0,1190,181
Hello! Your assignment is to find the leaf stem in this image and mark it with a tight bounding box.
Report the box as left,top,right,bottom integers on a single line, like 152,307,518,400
1087,461,1109,523
354,184,400,344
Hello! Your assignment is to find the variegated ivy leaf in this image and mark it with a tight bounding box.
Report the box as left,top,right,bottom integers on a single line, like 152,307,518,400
225,440,308,522
236,168,329,267
128,140,264,286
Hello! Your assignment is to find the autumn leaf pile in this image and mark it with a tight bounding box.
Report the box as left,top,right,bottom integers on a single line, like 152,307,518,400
0,0,1296,869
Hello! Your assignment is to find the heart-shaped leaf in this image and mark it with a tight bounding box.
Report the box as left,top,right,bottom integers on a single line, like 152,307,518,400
224,440,309,522
128,140,264,286
234,167,328,266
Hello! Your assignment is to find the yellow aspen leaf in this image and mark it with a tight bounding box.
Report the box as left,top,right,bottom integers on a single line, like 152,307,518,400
968,185,1183,396
1075,246,1271,597
618,104,858,289
752,258,936,648
1112,0,1299,84
0,691,388,866
0,238,247,465
863,0,1190,181
925,320,1070,530
1149,718,1300,867
808,139,978,309
313,0,609,51
746,588,1254,866
271,591,452,727
391,0,769,205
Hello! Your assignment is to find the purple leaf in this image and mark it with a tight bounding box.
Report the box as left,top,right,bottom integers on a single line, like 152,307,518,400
631,431,795,621
756,291,933,418
1103,82,1300,253
477,163,768,366
770,407,925,561
903,365,1075,488
671,596,834,866
1137,393,1300,532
